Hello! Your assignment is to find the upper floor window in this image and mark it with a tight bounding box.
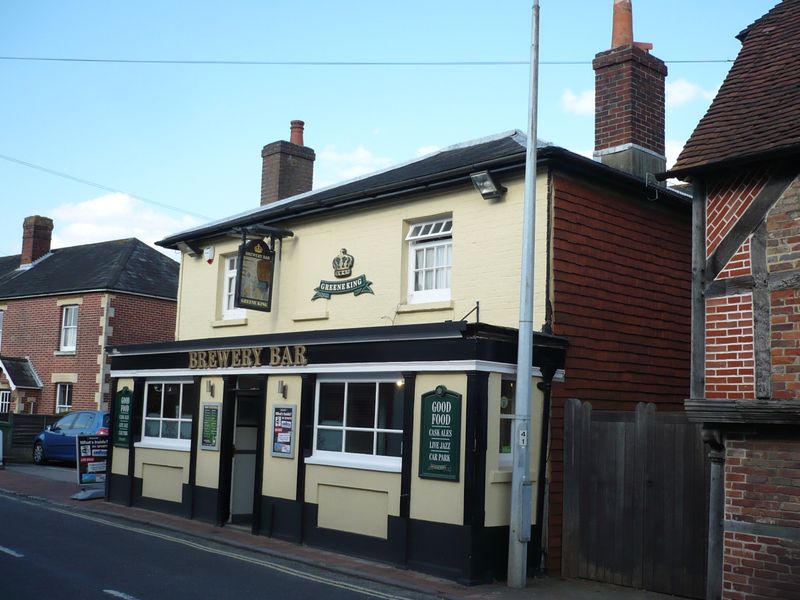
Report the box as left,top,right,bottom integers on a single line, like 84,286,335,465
56,383,73,413
0,310,4,352
143,381,195,449
222,255,246,320
0,390,10,413
406,218,452,304
60,305,78,351
313,379,404,470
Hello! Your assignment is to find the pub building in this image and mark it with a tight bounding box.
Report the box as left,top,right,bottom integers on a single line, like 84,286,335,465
109,51,691,583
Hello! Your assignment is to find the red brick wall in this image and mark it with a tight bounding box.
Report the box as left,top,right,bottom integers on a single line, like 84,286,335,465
706,294,756,399
723,435,800,600
547,174,692,573
1,292,175,414
706,168,770,257
718,239,752,280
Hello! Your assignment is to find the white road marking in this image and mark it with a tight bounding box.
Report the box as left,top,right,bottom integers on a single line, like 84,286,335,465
103,591,140,600
0,544,24,558
0,492,412,599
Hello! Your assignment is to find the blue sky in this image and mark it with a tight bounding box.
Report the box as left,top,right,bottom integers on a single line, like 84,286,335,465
0,1,779,256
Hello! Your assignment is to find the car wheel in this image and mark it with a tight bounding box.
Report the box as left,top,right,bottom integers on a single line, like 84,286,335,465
33,442,47,465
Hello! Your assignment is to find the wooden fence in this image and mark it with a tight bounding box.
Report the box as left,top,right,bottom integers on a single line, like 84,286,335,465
562,399,709,599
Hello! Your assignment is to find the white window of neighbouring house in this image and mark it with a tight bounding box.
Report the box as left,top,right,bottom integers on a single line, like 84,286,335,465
312,378,404,471
142,381,195,449
222,255,246,319
0,310,4,352
498,378,515,469
59,305,78,351
56,383,73,413
0,390,10,413
406,217,452,304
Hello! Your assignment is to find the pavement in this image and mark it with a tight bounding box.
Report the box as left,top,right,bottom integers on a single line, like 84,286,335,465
0,462,686,600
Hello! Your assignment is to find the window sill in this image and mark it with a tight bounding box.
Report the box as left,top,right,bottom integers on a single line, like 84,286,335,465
134,439,191,452
305,453,401,473
292,309,329,322
54,350,76,356
212,318,248,328
489,469,512,484
396,300,454,314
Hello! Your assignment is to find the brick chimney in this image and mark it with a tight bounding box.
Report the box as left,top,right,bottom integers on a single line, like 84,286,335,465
593,0,667,179
260,120,316,205
20,215,54,266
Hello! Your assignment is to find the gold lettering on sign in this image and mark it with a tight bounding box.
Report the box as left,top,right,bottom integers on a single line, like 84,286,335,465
208,352,218,368
189,352,199,369
189,345,306,369
270,347,281,366
294,346,308,366
218,350,230,368
251,347,263,367
232,349,242,367
198,352,208,369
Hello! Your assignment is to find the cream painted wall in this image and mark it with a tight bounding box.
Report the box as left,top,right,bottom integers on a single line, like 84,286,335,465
317,485,390,539
134,448,190,482
195,376,224,489
142,464,184,502
304,464,401,516
175,173,550,341
262,374,301,500
409,373,467,525
112,447,129,475
483,373,546,528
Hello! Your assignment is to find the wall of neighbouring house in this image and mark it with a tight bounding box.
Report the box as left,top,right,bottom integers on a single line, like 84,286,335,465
547,172,692,573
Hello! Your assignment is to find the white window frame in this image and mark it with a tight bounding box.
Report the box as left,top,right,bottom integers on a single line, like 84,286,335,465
498,377,516,469
309,376,404,472
406,218,453,304
0,310,4,353
55,383,73,413
139,380,195,451
222,255,246,320
59,305,78,352
0,390,10,413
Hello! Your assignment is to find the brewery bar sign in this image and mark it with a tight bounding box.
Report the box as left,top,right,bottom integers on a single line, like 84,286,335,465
312,248,374,300
188,345,308,369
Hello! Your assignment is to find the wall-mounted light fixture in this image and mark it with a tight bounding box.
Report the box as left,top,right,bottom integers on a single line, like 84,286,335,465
470,170,506,200
277,380,287,399
206,380,215,398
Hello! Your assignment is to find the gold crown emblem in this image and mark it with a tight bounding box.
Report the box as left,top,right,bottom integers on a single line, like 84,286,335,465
254,243,264,254
332,248,354,278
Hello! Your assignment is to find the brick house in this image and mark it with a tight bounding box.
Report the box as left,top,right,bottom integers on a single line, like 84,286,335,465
665,1,800,598
0,216,179,415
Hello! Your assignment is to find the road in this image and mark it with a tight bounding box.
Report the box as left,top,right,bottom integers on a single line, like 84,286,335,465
0,493,432,600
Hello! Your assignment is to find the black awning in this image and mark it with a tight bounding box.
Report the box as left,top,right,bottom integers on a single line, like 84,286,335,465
0,356,43,390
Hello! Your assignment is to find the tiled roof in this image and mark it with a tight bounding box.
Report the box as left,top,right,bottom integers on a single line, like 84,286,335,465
0,356,43,390
670,0,800,176
0,238,179,300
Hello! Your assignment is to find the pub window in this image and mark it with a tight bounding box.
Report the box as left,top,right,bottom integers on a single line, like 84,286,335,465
222,255,246,320
142,381,195,449
499,378,515,469
59,305,78,352
406,217,452,304
313,378,404,470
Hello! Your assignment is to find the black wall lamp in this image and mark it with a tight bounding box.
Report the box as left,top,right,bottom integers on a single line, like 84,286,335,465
470,170,507,200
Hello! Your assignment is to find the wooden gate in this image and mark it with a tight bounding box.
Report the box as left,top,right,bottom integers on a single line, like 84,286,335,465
562,399,709,599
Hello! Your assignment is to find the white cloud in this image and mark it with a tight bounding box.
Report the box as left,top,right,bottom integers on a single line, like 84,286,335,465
315,145,394,188
561,88,595,115
415,145,440,157
666,79,717,109
50,193,200,257
665,139,686,170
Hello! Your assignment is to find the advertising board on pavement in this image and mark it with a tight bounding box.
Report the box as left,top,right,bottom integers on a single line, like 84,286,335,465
76,435,109,485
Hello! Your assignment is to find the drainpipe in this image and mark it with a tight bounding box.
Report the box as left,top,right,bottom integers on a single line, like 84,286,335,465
533,365,557,572
703,428,725,600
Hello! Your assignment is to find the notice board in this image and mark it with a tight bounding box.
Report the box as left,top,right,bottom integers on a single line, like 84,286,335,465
76,435,109,484
419,385,462,481
201,403,221,451
113,387,133,448
271,404,295,458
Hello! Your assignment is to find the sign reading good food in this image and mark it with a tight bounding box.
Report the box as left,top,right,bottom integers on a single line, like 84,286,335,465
312,248,374,300
188,345,308,369
235,238,275,313
113,386,133,448
419,385,462,481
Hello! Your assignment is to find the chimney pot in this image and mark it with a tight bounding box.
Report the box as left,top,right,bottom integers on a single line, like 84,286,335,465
611,0,634,47
21,215,54,266
290,120,305,146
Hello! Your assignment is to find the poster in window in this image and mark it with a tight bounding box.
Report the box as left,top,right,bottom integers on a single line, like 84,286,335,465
201,403,221,451
235,238,275,313
419,385,462,481
271,404,295,458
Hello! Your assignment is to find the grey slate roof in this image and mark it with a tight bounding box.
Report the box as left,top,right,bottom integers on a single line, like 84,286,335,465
159,131,689,249
0,238,179,300
0,356,43,390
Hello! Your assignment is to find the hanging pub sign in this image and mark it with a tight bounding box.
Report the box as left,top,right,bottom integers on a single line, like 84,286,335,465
312,248,374,300
235,238,275,312
113,386,133,448
419,385,462,481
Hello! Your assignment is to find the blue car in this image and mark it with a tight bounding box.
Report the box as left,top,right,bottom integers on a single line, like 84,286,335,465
33,410,109,464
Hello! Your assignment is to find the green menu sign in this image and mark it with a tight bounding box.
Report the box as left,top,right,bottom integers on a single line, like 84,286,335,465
201,403,221,451
419,385,462,481
113,387,133,448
